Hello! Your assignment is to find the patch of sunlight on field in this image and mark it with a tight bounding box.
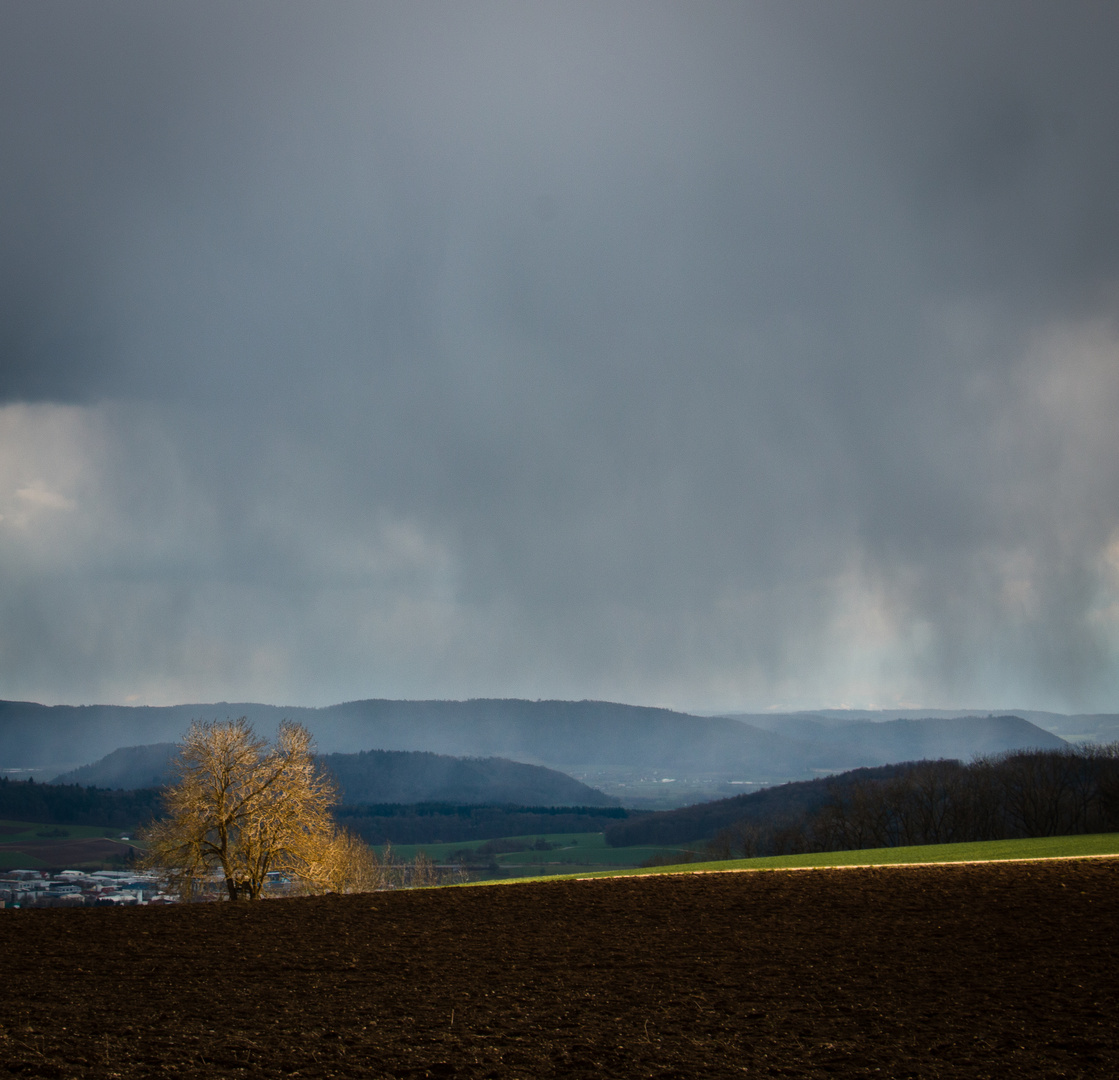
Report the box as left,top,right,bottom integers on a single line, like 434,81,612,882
473,833,1119,886
611,833,1119,876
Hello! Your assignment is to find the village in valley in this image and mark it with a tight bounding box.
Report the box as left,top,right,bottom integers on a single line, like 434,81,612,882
0,869,170,908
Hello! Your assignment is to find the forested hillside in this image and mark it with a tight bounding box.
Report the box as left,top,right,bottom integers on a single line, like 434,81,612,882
318,749,617,806
608,746,1119,857
0,777,162,829
0,775,630,845
335,803,632,845
606,764,916,847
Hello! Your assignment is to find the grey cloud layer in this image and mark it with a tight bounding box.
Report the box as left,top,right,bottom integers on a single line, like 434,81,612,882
2,1,1118,709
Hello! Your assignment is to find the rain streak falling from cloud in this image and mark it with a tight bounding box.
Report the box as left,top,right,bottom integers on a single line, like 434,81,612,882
2,1,1119,712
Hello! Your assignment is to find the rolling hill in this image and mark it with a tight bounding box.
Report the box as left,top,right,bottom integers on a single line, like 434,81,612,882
51,744,618,807
0,698,1079,801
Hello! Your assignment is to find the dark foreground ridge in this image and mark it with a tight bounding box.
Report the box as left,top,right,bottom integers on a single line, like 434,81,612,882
1,859,1116,1078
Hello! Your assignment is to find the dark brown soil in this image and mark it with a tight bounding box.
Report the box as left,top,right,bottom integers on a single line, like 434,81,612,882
1,859,1116,1078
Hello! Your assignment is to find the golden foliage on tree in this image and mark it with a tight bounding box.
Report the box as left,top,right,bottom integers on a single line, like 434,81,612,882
141,718,376,900
289,823,385,896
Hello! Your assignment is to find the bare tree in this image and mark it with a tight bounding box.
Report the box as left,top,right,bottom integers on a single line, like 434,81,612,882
141,718,372,900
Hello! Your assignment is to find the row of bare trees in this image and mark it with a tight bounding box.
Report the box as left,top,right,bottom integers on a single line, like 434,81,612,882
706,745,1119,860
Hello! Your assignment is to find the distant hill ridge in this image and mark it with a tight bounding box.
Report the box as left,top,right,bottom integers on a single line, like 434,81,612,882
0,697,1076,789
0,698,813,778
606,745,1119,852
51,744,617,807
730,713,1066,766
318,748,617,806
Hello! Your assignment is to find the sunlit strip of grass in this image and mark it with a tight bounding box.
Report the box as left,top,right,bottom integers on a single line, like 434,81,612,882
469,832,1119,886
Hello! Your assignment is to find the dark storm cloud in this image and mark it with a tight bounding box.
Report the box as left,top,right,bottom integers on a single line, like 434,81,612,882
2,1,1119,709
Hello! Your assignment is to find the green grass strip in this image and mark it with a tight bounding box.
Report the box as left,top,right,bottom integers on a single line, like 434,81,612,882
467,832,1119,886
0,852,47,869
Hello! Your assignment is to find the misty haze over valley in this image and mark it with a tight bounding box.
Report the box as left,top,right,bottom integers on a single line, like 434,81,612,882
1,697,1110,810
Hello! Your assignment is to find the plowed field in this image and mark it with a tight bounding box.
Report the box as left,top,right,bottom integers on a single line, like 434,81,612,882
0,837,138,867
1,859,1116,1078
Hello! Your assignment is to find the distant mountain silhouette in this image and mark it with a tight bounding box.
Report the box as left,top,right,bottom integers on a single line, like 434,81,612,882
726,713,1067,768
310,698,812,778
3,698,811,780
0,697,1081,794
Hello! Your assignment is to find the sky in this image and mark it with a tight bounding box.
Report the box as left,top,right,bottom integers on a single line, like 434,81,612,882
2,1,1119,713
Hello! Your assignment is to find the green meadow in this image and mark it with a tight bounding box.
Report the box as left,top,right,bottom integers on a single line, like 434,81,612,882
472,831,1119,885
0,850,46,870
375,831,695,875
